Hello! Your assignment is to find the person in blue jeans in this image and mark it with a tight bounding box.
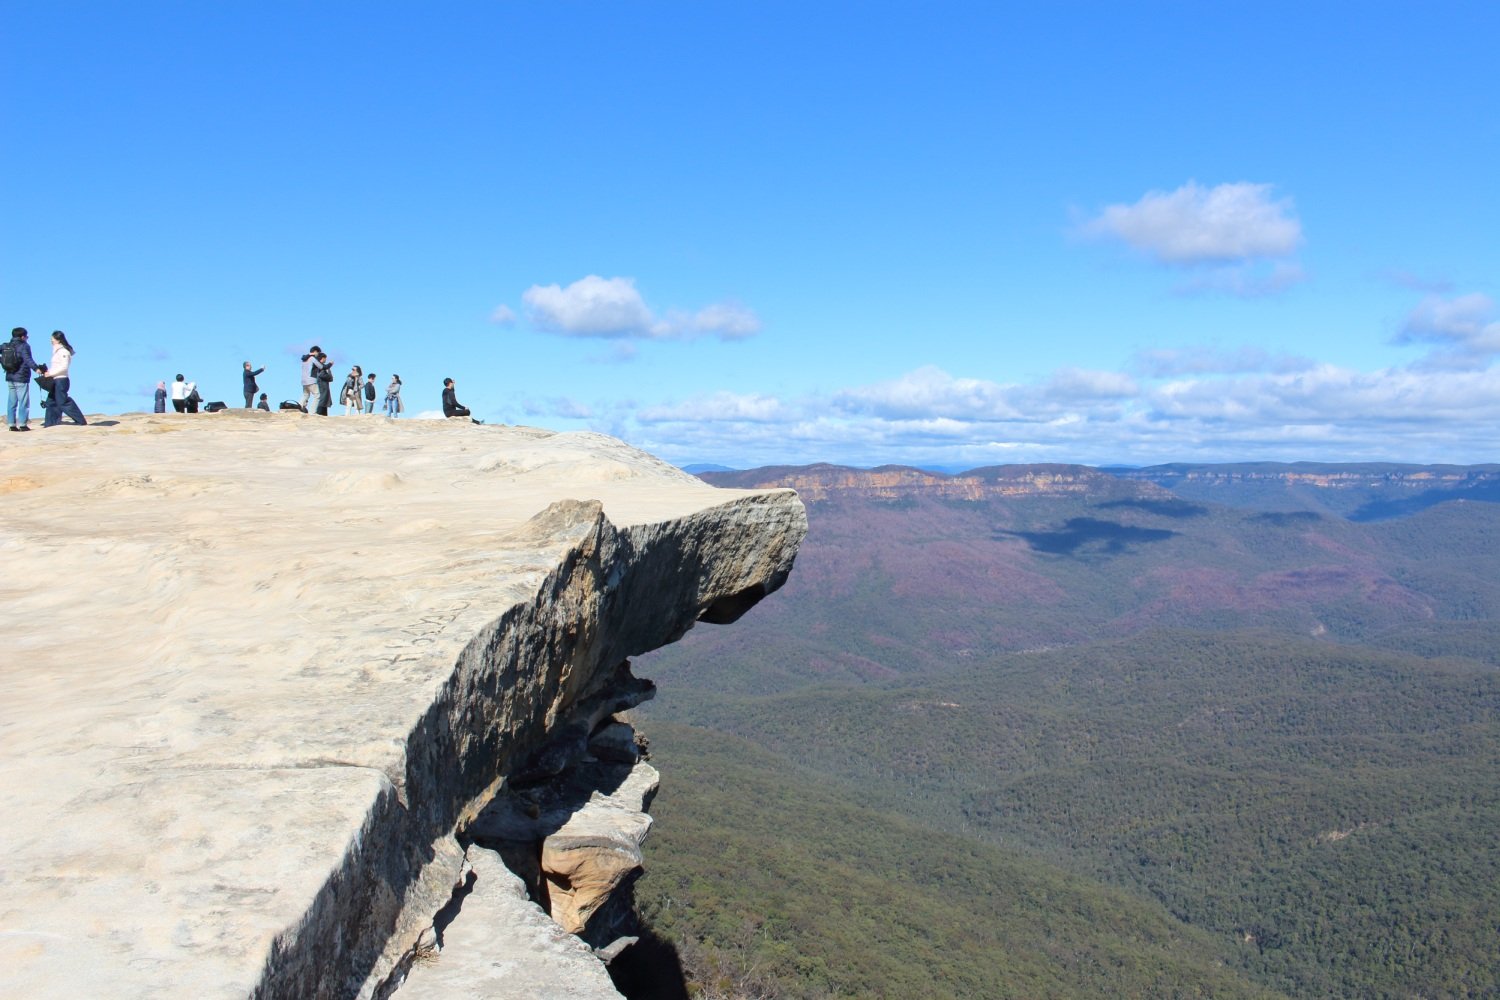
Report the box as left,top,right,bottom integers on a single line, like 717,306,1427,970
5,327,40,431
384,374,403,417
42,330,86,428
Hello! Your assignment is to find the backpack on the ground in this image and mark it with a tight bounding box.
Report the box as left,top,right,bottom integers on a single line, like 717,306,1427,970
0,340,21,374
280,400,307,412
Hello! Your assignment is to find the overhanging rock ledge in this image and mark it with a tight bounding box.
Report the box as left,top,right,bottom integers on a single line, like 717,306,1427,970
0,413,806,999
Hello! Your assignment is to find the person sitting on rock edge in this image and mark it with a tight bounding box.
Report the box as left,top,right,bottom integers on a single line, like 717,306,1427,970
441,378,481,423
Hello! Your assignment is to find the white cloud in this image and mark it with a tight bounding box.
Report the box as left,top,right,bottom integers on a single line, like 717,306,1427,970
612,358,1500,469
523,276,657,338
1393,293,1500,371
687,301,762,340
637,391,792,424
1083,181,1302,264
833,366,1026,421
489,304,517,325
1043,367,1138,400
520,275,761,341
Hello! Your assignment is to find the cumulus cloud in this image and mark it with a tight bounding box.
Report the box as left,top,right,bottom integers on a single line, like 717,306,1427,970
489,304,517,325
521,275,761,341
1083,181,1303,264
614,357,1500,469
1043,367,1138,400
1393,293,1500,371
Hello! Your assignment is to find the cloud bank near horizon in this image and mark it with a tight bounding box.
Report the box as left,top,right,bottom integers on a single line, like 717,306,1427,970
522,298,1500,468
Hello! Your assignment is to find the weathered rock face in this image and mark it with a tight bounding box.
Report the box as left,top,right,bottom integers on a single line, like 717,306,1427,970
0,414,806,1000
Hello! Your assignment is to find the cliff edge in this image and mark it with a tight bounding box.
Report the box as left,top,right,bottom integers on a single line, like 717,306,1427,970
0,413,806,999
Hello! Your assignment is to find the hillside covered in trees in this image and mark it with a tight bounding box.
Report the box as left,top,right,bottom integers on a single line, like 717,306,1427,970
630,463,1500,999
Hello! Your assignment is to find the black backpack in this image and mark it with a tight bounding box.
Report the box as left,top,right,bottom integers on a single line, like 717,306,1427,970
0,340,21,374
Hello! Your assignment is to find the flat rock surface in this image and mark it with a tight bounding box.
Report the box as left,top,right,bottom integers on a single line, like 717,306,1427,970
0,413,796,999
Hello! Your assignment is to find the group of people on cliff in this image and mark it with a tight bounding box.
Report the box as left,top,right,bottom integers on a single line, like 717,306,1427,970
156,346,479,422
5,327,85,431
8,326,482,429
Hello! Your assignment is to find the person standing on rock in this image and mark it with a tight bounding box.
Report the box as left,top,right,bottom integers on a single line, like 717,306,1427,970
384,374,403,417
242,361,265,409
154,381,167,413
363,372,377,414
313,351,333,415
299,345,322,413
340,365,362,416
170,374,189,413
5,327,40,432
42,330,86,427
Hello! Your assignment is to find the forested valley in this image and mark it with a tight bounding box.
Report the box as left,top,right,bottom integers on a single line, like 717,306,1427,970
629,464,1500,999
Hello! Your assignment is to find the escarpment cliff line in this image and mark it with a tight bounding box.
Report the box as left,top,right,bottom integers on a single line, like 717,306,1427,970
0,414,806,1000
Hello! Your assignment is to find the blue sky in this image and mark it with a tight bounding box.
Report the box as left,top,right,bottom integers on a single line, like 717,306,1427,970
5,2,1497,468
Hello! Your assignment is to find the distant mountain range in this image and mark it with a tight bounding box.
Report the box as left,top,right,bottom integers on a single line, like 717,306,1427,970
629,461,1500,999
706,460,1500,520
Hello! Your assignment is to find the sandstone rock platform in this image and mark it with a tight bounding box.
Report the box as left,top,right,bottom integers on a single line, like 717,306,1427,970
0,412,806,999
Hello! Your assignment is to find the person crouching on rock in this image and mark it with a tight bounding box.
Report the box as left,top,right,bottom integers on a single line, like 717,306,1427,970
42,330,86,427
441,378,481,423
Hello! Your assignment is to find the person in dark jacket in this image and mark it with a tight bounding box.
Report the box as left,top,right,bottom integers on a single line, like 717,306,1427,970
256,393,270,411
441,378,481,423
154,381,167,413
242,361,265,409
5,327,40,431
312,352,333,415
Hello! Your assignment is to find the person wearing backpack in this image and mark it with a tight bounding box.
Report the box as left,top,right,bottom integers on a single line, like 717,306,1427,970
5,327,40,431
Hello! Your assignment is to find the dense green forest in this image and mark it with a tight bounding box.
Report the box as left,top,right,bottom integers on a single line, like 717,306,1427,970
628,468,1500,998
644,631,1500,997
633,722,1285,1000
